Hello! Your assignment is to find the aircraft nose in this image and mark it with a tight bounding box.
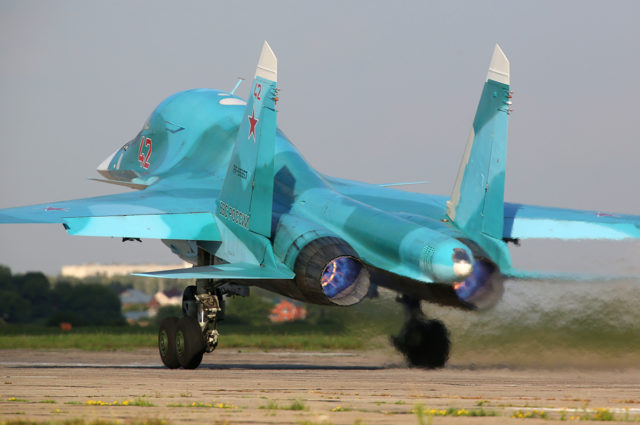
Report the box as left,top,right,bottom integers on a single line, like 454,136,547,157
97,147,119,172
428,241,474,283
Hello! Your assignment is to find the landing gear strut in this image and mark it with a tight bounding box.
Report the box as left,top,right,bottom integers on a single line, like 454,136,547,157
392,294,450,369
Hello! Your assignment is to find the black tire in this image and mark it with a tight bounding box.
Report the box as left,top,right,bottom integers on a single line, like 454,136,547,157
176,316,205,369
182,285,198,319
392,317,450,369
158,317,180,369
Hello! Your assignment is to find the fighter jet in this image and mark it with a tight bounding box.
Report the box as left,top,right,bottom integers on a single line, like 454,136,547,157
2,42,639,369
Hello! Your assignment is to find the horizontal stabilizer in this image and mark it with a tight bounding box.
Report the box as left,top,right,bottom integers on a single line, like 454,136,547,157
504,268,639,282
503,203,640,240
133,262,295,280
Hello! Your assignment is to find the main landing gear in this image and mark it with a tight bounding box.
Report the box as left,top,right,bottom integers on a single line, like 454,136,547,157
158,284,223,369
392,294,450,369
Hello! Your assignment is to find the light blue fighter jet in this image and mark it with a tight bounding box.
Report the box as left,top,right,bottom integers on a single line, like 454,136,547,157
2,42,639,369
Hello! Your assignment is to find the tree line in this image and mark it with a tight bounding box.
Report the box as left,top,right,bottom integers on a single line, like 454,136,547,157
0,264,397,330
0,265,125,326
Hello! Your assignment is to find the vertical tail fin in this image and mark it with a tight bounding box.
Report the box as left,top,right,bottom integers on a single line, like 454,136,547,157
218,41,278,237
447,44,511,239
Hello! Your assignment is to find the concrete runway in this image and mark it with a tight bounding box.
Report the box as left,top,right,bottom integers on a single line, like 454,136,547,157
1,349,640,424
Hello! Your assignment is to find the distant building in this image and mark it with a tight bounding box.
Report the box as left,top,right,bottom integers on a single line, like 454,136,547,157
147,288,182,317
123,310,150,322
119,289,154,323
119,289,153,306
269,299,307,322
60,262,189,279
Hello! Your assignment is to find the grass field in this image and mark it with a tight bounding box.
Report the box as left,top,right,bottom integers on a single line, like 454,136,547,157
0,322,381,351
0,327,156,351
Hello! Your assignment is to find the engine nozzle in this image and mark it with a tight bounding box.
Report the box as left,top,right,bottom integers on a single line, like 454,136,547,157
453,259,504,310
294,237,370,306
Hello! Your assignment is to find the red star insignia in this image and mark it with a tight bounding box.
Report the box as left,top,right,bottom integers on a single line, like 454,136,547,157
248,108,259,142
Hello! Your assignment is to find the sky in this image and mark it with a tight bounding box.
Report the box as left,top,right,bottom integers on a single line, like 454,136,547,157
1,1,639,275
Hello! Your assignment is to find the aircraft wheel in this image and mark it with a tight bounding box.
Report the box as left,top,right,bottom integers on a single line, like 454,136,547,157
393,316,450,369
176,316,205,369
182,285,198,319
158,317,180,369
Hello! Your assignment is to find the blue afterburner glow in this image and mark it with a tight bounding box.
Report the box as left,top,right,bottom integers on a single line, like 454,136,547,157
454,259,494,301
321,256,362,299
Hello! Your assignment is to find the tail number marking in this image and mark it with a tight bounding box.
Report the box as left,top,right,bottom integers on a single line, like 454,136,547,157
137,136,152,169
219,200,250,229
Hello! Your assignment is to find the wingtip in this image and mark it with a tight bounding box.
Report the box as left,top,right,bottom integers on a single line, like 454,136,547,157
486,43,510,85
255,40,278,82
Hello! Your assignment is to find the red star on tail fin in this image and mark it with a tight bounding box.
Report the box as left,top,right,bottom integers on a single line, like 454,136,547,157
248,108,258,142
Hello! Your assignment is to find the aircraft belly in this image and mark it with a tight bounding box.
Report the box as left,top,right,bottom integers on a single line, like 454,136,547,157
251,279,331,305
368,267,472,309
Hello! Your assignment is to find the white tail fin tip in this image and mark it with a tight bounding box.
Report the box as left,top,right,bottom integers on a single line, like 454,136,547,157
255,41,278,82
486,44,510,85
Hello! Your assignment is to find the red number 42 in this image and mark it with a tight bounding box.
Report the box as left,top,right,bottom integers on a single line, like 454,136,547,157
137,136,152,169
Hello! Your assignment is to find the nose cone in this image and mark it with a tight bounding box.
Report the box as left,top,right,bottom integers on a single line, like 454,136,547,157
429,241,474,283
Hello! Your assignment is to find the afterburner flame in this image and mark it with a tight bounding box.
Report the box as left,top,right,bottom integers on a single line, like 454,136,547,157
452,259,504,310
454,260,493,301
321,261,338,287
320,256,362,299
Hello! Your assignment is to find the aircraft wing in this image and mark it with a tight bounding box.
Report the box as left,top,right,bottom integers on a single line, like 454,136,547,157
0,183,222,241
503,202,640,240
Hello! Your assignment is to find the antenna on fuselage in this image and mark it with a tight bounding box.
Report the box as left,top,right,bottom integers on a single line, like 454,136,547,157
230,77,244,95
